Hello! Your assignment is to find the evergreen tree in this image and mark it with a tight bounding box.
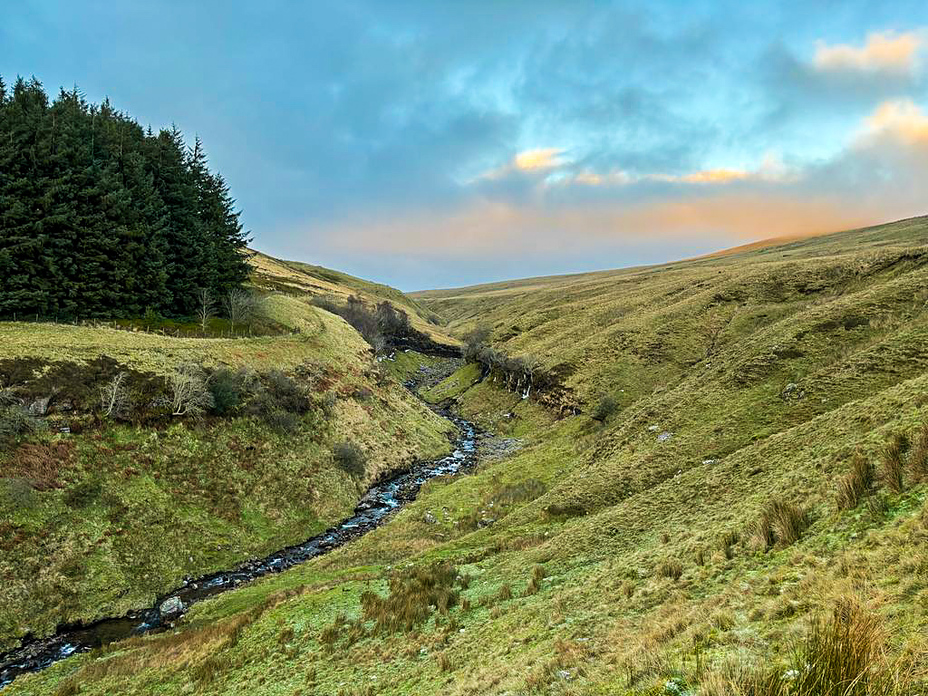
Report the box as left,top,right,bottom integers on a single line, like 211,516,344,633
0,75,251,320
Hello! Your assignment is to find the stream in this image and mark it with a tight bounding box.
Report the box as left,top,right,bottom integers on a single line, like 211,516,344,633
0,409,478,688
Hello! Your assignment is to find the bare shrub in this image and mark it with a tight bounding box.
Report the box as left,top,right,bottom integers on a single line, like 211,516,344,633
880,433,908,494
169,363,213,417
223,288,264,326
195,288,215,332
753,499,810,551
836,453,874,510
309,295,340,314
99,371,130,419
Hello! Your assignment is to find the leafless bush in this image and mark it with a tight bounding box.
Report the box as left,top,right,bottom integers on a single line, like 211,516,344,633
223,288,264,326
99,372,130,419
0,403,43,447
195,288,216,331
169,363,213,417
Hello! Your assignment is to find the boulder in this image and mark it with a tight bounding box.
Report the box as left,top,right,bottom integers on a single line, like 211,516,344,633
159,596,185,617
27,396,51,416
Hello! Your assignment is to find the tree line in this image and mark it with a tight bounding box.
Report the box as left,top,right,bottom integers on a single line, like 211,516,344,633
0,76,250,320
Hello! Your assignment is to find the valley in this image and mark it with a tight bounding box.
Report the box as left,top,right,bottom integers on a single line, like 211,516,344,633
2,217,927,694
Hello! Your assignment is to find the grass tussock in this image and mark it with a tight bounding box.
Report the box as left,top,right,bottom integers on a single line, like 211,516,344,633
836,454,874,511
907,423,928,482
752,499,810,551
524,564,546,596
657,558,684,581
880,433,909,494
700,599,917,696
360,562,462,633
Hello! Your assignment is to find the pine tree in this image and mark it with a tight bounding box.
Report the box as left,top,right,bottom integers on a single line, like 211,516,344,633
0,76,251,320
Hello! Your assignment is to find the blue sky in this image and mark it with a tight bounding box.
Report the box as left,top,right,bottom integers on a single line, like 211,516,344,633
3,1,928,289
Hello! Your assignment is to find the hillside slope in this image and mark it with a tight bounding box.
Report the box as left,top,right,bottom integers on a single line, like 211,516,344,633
250,251,458,350
0,289,453,653
9,216,928,695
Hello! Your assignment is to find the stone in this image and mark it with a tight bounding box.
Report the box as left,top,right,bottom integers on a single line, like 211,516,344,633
27,396,51,416
159,596,185,617
658,431,673,442
424,510,438,524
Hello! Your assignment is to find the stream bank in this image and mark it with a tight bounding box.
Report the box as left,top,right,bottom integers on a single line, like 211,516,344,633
0,400,478,688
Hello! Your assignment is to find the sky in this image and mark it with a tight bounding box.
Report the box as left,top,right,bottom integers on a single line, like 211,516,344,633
3,1,928,290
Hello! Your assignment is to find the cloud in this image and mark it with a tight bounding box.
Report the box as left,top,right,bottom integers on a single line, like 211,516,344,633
310,102,928,284
813,31,923,74
478,147,568,181
862,98,928,142
514,148,566,170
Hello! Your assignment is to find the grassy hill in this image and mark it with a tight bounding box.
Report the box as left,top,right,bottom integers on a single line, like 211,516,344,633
0,284,453,653
250,251,457,350
8,216,928,695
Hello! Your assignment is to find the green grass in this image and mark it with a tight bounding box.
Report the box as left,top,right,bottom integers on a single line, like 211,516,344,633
0,294,452,652
8,216,928,695
249,251,457,349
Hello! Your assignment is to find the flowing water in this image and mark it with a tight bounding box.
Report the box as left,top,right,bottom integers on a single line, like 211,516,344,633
0,410,477,688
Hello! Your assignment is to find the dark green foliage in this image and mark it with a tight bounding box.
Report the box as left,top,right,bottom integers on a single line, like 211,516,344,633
243,370,311,432
543,502,586,520
333,441,366,477
207,368,245,416
1,478,36,512
63,478,103,508
0,76,250,320
592,394,618,422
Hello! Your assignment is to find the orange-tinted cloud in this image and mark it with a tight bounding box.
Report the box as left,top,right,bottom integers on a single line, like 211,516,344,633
479,147,567,180
863,98,928,142
514,148,565,171
676,168,749,184
813,31,923,73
